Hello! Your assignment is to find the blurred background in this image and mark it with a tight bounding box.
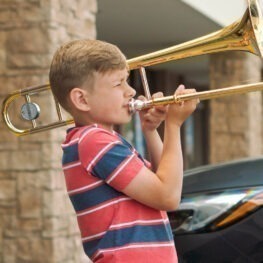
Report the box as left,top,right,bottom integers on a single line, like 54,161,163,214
0,0,262,262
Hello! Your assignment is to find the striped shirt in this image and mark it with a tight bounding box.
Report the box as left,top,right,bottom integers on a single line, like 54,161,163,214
62,124,178,262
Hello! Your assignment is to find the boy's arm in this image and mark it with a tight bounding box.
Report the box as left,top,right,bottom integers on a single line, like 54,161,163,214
143,129,163,172
123,123,183,211
123,86,198,211
138,92,167,171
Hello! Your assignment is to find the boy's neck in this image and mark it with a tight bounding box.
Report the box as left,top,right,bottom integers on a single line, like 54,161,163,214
75,120,114,132
72,111,114,132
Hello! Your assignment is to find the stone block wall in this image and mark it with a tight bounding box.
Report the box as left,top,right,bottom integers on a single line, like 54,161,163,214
209,52,262,163
0,0,96,262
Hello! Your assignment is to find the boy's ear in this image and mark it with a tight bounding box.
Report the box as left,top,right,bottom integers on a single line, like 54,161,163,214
69,88,90,111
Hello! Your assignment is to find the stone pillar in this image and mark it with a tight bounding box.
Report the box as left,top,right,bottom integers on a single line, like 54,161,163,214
209,52,262,163
0,1,96,262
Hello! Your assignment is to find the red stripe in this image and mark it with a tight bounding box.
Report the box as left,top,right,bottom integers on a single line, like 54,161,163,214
108,155,144,190
92,243,177,263
77,198,168,239
63,167,100,192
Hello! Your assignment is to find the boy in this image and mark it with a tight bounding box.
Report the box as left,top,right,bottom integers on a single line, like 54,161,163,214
49,39,198,262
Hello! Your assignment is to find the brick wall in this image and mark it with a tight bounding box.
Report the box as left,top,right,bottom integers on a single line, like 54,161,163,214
0,1,96,262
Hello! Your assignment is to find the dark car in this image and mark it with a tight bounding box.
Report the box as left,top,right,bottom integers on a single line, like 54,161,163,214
168,157,263,263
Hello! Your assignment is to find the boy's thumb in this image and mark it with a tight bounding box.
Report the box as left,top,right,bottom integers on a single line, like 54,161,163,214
177,84,185,91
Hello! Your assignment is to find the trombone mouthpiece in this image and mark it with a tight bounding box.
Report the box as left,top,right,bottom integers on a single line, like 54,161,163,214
128,99,148,114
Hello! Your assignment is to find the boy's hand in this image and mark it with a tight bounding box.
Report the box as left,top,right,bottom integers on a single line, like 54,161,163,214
138,92,168,132
166,84,199,127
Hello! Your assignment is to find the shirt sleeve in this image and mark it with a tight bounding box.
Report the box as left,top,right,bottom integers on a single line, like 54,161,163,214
78,128,145,191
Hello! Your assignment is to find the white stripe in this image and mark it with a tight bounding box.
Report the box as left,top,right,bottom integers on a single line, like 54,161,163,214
78,125,99,144
93,242,174,260
77,197,131,217
68,180,103,195
61,138,79,148
109,218,169,230
106,153,135,184
63,161,81,170
86,141,120,172
82,231,106,242
62,126,100,171
61,125,99,148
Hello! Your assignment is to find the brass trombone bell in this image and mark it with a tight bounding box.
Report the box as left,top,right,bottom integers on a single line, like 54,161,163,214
128,0,263,69
2,0,263,136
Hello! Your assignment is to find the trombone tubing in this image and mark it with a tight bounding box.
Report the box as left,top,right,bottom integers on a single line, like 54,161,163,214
129,82,263,112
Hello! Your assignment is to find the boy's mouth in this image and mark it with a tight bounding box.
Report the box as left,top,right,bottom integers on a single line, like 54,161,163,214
124,101,133,114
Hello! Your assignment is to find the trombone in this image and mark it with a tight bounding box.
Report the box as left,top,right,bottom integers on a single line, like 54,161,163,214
2,0,263,136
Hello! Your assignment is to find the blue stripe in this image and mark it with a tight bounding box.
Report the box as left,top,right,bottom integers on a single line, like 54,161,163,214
117,134,147,165
118,134,132,149
83,223,173,257
69,183,123,212
62,143,79,165
92,143,132,180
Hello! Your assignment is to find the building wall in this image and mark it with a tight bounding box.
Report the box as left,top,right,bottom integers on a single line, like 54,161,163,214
209,51,262,163
0,1,96,262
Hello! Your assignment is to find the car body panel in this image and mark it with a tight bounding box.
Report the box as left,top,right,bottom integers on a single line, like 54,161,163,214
174,209,263,262
169,157,263,262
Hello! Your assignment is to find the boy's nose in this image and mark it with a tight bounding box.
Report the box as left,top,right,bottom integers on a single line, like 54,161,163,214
126,84,136,98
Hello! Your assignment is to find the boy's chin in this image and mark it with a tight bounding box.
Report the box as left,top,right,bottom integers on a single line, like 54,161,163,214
117,116,132,125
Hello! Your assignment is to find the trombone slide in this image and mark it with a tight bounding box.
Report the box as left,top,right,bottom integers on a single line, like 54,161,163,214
128,82,263,113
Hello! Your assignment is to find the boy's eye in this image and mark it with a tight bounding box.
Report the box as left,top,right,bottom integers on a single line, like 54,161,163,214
114,76,130,87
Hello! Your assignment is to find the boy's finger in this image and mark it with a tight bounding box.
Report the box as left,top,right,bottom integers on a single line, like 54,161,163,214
175,84,185,94
152,92,164,99
137,95,146,101
151,92,169,111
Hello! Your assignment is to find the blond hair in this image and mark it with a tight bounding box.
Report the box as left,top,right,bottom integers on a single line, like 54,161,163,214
49,39,127,111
